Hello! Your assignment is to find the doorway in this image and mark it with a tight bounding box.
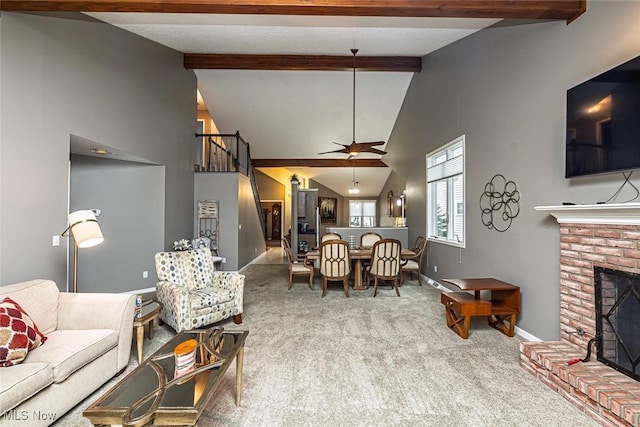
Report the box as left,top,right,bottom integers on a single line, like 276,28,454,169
260,200,283,247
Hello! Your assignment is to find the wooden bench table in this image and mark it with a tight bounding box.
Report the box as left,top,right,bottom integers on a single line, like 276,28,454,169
441,278,520,339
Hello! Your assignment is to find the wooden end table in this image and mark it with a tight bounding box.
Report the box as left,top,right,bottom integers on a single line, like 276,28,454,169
441,278,520,339
133,301,161,364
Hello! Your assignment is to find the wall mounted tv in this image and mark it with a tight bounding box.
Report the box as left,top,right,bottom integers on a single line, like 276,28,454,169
565,55,640,178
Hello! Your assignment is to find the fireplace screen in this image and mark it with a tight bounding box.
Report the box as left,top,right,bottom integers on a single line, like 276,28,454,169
595,267,640,382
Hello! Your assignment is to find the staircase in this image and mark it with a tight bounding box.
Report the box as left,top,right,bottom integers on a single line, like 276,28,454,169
194,131,266,240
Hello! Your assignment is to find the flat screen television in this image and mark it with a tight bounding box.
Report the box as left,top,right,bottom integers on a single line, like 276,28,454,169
565,55,640,178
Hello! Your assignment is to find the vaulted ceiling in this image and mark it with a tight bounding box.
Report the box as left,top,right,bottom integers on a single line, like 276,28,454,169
2,1,586,196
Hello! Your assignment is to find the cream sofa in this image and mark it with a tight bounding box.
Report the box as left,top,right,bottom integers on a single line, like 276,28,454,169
0,279,135,427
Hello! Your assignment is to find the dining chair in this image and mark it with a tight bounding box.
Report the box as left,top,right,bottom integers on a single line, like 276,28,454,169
401,236,427,286
321,232,342,242
365,238,402,297
285,248,314,290
318,239,350,298
360,232,382,283
360,232,382,249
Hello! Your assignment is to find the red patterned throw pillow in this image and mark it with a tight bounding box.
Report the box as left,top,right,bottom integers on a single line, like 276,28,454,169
0,297,47,367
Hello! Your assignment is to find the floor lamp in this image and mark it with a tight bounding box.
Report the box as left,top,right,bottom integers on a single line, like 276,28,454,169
62,210,104,293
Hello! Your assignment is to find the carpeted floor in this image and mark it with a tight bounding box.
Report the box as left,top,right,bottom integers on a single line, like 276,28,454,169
53,261,597,427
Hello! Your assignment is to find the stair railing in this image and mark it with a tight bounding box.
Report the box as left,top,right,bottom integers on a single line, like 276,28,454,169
194,131,266,238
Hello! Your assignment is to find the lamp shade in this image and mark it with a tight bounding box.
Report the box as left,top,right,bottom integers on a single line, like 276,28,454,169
68,210,104,248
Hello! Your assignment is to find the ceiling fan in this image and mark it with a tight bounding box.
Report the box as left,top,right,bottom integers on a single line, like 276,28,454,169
319,49,387,158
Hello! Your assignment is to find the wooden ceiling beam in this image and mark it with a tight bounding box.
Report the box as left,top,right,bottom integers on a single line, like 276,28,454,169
252,158,387,168
184,54,421,72
0,1,586,23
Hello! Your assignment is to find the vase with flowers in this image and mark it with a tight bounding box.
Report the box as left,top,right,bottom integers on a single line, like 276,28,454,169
173,239,192,251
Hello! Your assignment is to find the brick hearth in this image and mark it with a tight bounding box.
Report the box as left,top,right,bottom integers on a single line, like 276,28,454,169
520,218,640,427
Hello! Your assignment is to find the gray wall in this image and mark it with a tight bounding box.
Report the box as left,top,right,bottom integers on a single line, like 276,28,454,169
70,155,164,292
386,1,640,340
195,173,265,270
1,12,196,288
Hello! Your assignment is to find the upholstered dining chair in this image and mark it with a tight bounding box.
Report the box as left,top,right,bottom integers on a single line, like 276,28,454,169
360,232,382,249
285,247,314,290
319,239,350,298
401,236,427,286
365,238,402,297
360,232,382,283
321,232,342,242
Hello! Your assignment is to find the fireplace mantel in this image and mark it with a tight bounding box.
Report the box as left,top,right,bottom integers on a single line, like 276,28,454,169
535,202,640,225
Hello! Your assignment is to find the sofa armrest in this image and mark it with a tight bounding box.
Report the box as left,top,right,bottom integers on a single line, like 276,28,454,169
58,292,136,371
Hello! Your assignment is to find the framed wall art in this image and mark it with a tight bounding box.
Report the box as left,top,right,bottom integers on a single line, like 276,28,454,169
319,197,337,224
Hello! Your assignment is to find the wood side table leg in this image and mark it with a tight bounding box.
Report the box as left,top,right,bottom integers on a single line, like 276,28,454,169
488,313,516,337
148,319,154,340
236,344,245,406
136,325,144,364
444,304,469,339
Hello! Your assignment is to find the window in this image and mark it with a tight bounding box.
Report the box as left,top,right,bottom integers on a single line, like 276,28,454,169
426,135,465,247
349,200,376,227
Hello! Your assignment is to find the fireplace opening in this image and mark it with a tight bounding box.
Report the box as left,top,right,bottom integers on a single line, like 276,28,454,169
595,266,640,382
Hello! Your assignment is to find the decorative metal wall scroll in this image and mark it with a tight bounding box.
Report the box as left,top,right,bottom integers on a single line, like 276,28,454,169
479,174,520,232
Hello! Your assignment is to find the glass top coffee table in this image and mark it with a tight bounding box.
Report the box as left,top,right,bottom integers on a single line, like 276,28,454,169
83,327,249,427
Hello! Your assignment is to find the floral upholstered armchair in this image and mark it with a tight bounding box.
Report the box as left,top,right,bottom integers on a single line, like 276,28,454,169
154,248,244,333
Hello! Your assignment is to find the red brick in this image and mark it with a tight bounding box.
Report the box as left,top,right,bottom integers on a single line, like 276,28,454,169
561,234,582,243
561,264,584,274
572,228,596,236
623,404,640,425
624,249,640,259
569,273,593,285
588,383,625,403
595,229,622,238
600,409,625,427
621,231,640,240
537,373,559,391
582,237,607,246
559,388,586,411
582,253,607,263
572,243,596,253
608,239,637,248
550,373,572,392
596,246,625,256
561,249,580,259
569,258,595,268
560,279,584,290
600,390,638,409
606,256,637,268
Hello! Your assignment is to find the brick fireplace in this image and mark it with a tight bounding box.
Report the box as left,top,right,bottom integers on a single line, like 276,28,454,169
521,204,640,427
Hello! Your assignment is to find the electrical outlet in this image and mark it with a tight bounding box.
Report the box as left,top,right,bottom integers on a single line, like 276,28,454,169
52,235,60,246
434,265,438,273
222,258,226,263
142,271,149,279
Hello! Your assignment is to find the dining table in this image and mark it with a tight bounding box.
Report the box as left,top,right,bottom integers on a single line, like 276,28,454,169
304,247,416,290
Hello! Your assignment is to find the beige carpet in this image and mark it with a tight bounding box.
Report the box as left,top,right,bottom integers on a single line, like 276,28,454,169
54,263,597,427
